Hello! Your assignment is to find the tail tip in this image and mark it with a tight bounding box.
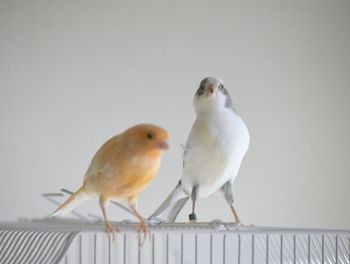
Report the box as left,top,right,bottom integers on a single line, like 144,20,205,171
49,209,62,218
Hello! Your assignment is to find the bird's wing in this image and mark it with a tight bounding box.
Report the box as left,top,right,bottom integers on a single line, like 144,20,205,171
148,180,189,223
84,135,121,181
182,144,189,169
182,121,200,169
221,180,234,204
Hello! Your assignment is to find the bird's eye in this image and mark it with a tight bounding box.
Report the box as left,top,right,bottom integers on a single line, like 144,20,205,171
147,133,153,140
219,84,224,90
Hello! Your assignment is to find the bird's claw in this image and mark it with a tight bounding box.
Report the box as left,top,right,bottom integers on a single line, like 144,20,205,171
137,222,151,247
105,222,119,242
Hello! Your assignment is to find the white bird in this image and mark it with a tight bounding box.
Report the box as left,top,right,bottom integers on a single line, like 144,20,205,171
149,77,250,223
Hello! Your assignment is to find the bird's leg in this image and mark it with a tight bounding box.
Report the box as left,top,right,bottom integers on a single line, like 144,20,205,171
222,181,242,225
189,185,199,222
99,197,119,241
229,204,255,227
129,203,150,246
229,204,241,224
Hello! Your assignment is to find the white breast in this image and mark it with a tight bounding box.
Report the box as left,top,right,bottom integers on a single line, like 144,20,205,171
181,108,250,197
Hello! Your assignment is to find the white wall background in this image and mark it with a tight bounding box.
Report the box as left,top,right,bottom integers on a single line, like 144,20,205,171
0,0,349,229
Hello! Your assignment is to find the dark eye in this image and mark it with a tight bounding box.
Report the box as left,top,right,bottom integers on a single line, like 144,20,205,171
147,133,153,140
219,84,224,90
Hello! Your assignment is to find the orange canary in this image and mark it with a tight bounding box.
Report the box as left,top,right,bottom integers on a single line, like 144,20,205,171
51,124,169,239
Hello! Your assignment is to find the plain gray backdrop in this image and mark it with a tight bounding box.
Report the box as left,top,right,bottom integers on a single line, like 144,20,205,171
0,0,349,229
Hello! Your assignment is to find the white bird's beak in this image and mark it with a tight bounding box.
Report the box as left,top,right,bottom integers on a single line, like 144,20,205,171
205,85,217,97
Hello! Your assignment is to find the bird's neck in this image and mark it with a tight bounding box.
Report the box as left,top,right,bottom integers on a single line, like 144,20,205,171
196,105,234,121
130,150,162,172
129,147,162,160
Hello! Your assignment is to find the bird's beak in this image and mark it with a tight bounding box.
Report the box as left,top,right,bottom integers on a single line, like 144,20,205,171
157,141,169,150
208,85,214,94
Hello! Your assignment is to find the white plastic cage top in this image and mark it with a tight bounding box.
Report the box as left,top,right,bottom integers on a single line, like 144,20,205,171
0,218,349,264
0,189,349,264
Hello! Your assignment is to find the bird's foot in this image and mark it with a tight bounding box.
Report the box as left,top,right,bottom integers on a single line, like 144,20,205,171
235,222,255,228
137,222,150,246
147,216,165,225
105,222,119,242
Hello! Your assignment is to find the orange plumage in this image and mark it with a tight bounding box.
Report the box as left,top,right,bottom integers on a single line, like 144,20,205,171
51,124,169,239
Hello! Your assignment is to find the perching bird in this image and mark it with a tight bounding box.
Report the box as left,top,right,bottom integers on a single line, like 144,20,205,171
51,124,169,239
149,77,250,224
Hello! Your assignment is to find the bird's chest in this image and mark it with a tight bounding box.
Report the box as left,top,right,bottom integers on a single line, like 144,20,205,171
112,155,161,182
128,156,161,180
182,112,248,196
87,155,160,197
193,114,239,155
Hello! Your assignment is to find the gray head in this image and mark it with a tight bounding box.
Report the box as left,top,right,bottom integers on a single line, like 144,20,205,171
194,77,235,113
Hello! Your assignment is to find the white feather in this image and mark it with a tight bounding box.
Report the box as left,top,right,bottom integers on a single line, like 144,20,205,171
149,77,250,222
181,86,250,197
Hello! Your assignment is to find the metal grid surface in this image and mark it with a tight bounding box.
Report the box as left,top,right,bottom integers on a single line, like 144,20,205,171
0,219,349,264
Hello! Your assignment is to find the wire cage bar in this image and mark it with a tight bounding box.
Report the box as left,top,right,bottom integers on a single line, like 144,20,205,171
0,219,349,264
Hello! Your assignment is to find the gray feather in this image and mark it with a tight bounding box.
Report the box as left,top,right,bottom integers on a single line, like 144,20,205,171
222,181,235,204
167,197,190,222
148,180,188,222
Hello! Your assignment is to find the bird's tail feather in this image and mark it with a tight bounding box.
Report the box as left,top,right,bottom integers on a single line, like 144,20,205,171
50,186,89,217
148,180,188,223
166,197,189,222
